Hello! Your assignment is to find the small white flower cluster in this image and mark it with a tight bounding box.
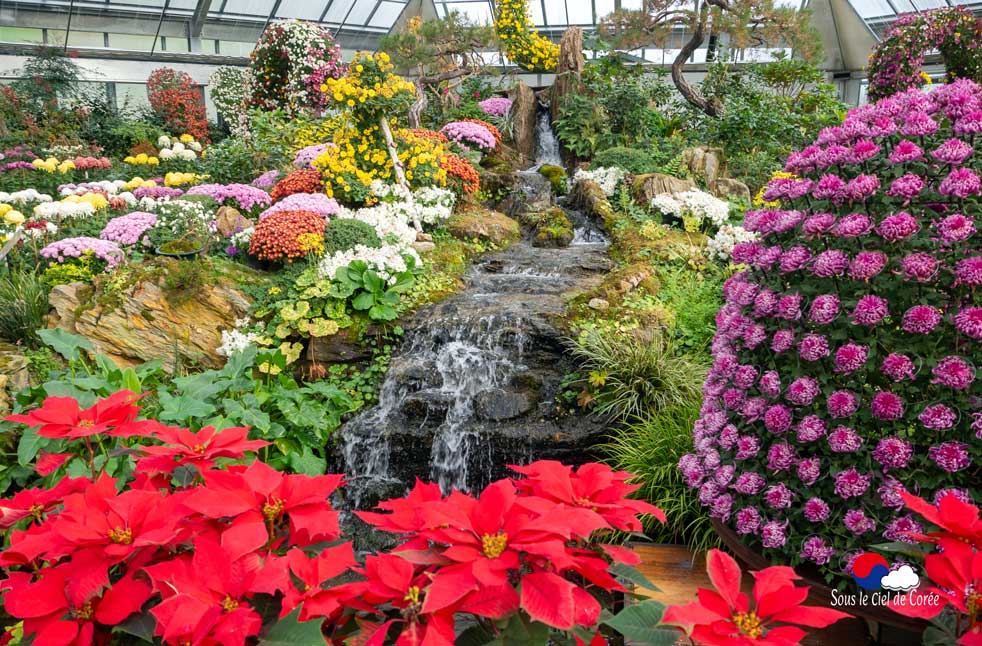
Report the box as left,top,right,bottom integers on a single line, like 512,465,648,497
59,180,126,197
650,189,731,229
335,204,417,250
573,167,627,196
158,135,202,161
0,189,52,205
21,221,59,239
370,181,456,226
317,243,419,285
230,226,254,249
33,200,96,220
153,200,213,236
217,318,260,357
707,224,758,261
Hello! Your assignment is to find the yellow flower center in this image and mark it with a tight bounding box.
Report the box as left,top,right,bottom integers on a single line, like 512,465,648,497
29,503,45,521
78,419,95,428
732,611,763,639
262,498,285,522
481,531,508,559
404,585,421,605
75,601,95,620
222,596,239,612
108,527,133,545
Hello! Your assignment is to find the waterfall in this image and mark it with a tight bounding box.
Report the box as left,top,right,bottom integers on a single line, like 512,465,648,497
533,107,562,169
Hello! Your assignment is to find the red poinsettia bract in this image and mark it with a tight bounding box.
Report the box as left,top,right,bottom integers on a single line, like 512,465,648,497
5,390,149,439
136,425,269,475
661,549,851,645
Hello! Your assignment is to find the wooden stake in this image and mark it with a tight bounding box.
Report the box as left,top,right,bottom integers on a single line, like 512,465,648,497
378,115,422,232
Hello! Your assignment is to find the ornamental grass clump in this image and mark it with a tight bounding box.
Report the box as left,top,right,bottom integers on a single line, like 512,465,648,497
682,80,982,578
248,209,326,263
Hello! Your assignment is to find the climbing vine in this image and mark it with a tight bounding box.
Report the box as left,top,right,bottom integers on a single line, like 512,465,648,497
494,0,559,72
867,6,982,101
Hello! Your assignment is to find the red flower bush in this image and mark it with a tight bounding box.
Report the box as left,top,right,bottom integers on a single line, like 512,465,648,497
0,391,686,646
247,209,326,263
407,128,449,143
662,549,851,644
270,168,324,202
441,153,480,195
147,68,208,141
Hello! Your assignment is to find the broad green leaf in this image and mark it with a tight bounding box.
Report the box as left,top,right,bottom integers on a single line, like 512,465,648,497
37,328,93,362
119,368,143,394
157,391,216,423
258,608,326,646
42,381,93,405
609,562,661,593
17,427,46,466
113,607,157,641
362,270,384,293
604,600,676,646
287,447,327,476
351,292,376,311
369,304,398,321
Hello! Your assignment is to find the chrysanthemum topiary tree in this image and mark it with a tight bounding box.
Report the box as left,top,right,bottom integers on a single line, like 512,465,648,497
682,79,982,580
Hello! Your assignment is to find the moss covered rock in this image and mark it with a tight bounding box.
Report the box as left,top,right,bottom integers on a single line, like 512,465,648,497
447,207,521,246
538,164,568,194
526,207,574,248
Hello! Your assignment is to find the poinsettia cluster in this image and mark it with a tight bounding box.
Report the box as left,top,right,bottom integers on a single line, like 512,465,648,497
682,79,982,581
0,392,670,646
888,491,982,644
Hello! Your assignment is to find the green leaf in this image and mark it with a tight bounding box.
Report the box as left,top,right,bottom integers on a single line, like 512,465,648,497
351,291,376,311
113,607,157,642
258,608,326,645
368,304,398,321
456,624,496,646
119,368,143,394
157,391,216,423
604,600,676,646
388,272,415,293
286,447,327,476
17,427,46,466
362,270,384,294
37,328,93,362
609,562,661,593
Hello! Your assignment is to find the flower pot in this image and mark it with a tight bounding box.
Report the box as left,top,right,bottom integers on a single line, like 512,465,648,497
711,519,928,638
155,242,205,259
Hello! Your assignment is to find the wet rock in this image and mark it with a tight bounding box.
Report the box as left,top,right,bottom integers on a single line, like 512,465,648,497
307,326,373,365
588,298,610,310
499,171,554,216
448,208,521,246
474,389,537,421
510,81,538,164
710,177,751,203
48,278,250,371
632,173,697,205
215,206,253,238
400,391,451,421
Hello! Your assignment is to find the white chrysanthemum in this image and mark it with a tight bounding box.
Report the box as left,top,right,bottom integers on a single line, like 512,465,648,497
650,194,683,217
707,224,758,261
157,135,172,149
573,167,627,196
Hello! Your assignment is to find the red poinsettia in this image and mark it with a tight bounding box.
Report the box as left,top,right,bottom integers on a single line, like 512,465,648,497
898,490,982,547
661,549,851,645
279,544,362,621
889,539,979,631
35,451,72,476
511,460,667,531
0,476,89,528
5,390,149,439
2,556,151,646
145,537,265,646
182,459,343,553
137,425,269,475
46,473,184,562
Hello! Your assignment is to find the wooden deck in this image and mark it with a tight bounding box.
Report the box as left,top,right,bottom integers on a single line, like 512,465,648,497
631,544,916,646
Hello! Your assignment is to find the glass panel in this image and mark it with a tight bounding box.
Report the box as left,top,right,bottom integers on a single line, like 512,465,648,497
221,0,271,15
529,0,544,24
324,1,355,22
442,1,494,23
45,29,68,46
115,82,150,112
345,0,378,25
218,40,255,56
544,0,569,25
109,33,157,50
368,1,406,27
67,30,106,47
0,27,44,44
275,0,328,21
566,1,594,24
595,0,615,21
162,35,190,52
911,0,947,8
849,0,896,19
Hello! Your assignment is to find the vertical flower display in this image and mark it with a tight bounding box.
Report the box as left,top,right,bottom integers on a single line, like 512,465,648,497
494,0,559,72
248,19,346,115
867,7,982,102
682,80,982,581
146,68,208,142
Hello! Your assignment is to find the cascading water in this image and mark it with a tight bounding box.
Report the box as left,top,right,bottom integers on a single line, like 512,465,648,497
533,106,562,169
339,109,610,509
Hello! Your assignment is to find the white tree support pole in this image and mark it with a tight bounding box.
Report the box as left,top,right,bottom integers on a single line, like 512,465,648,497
378,116,422,232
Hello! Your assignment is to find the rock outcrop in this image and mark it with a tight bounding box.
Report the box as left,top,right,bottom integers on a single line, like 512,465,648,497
448,208,521,246
509,81,538,164
0,343,29,413
215,206,253,238
682,146,726,184
632,173,697,204
48,278,251,370
550,27,585,124
710,177,752,203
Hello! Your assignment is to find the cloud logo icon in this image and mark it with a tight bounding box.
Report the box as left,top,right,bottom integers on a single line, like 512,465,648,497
880,565,920,592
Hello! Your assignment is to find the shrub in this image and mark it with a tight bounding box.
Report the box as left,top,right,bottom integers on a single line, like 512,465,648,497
570,330,705,422
0,269,50,347
606,403,719,552
683,80,982,580
592,147,661,174
200,137,266,184
146,68,208,141
248,209,326,263
458,118,502,148
323,217,382,254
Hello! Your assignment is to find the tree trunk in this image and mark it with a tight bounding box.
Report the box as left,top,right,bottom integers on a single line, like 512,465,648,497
408,76,427,129
379,115,421,231
671,6,723,118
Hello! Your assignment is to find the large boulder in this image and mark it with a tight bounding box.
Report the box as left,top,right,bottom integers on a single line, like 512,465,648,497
0,343,29,413
509,81,537,164
447,208,521,246
710,177,751,203
48,277,251,370
632,173,697,204
215,206,253,238
550,27,585,124
681,146,726,184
